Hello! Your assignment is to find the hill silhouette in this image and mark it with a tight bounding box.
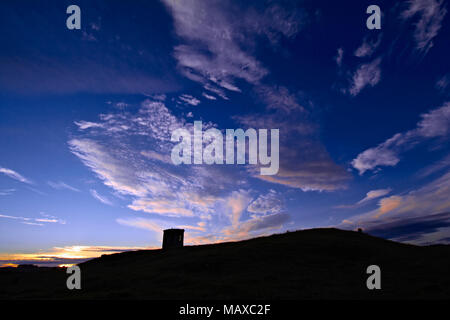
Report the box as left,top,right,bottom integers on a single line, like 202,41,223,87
1,228,450,299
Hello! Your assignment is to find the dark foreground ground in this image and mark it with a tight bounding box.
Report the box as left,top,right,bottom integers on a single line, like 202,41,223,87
1,228,450,299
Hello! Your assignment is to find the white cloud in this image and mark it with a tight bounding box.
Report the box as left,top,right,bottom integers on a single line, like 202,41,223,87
74,121,104,130
222,212,290,240
0,188,15,196
151,94,167,101
351,133,404,175
436,74,449,91
352,102,450,174
225,189,253,227
90,22,101,31
70,99,247,222
177,222,206,232
48,181,80,192
70,94,327,241
236,110,350,191
354,35,382,57
347,58,382,96
179,94,201,106
82,31,97,42
140,150,172,164
116,217,162,233
202,92,217,100
357,188,392,204
217,189,290,241
339,171,450,244
162,0,303,96
0,212,65,226
416,102,450,137
115,102,129,109
247,190,283,215
401,0,447,54
204,84,229,100
90,189,113,206
0,167,32,184
418,153,450,177
22,222,44,226
128,198,194,217
70,139,149,197
257,85,304,113
0,214,31,221
335,47,344,67
336,188,393,209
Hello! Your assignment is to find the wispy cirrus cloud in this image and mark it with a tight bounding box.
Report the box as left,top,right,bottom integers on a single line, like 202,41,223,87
162,0,304,98
247,189,283,215
0,3,179,95
417,153,450,178
0,188,15,196
222,212,290,240
336,188,392,209
48,181,80,192
207,189,290,242
225,189,253,228
336,32,382,96
162,0,349,194
128,198,195,217
335,47,344,67
140,150,172,164
116,217,163,233
178,94,201,106
0,167,32,184
401,0,447,54
346,57,382,96
235,87,349,192
352,102,450,174
188,189,289,243
70,98,293,240
202,92,217,100
70,99,248,224
354,35,382,58
357,188,392,204
65,0,337,242
340,171,450,244
257,85,305,113
436,74,449,92
0,212,65,226
0,49,177,96
178,222,206,232
90,189,113,206
117,217,205,235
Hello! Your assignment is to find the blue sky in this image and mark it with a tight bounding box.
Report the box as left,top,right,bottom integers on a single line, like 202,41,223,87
1,0,450,266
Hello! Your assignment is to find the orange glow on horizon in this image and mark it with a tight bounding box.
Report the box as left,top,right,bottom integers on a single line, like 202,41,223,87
58,264,75,268
0,245,157,266
0,263,18,268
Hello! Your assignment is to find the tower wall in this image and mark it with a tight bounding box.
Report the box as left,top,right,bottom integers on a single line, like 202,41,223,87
162,229,184,249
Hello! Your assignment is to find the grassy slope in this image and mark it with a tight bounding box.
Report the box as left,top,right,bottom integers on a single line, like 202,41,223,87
1,228,450,299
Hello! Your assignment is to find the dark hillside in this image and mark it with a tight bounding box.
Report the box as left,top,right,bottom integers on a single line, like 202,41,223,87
1,228,449,299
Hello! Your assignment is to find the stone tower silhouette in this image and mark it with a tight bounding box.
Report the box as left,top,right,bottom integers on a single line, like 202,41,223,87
162,228,184,250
